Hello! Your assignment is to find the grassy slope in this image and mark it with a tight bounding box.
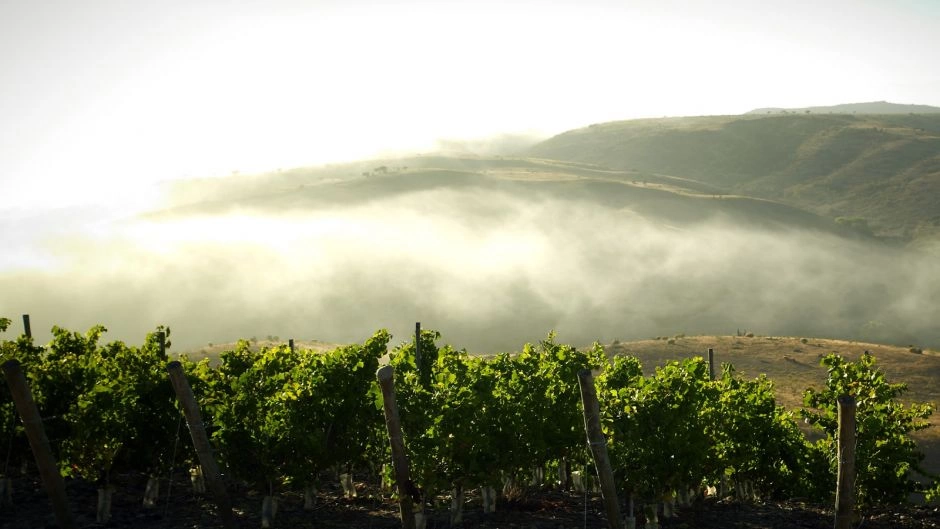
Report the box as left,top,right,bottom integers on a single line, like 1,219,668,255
606,335,940,473
158,155,859,238
528,114,940,240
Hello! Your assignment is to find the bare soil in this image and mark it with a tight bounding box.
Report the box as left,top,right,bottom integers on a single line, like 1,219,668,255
2,470,939,529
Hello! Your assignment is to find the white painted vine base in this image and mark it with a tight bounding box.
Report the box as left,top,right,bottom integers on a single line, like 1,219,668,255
261,495,278,528
143,476,159,508
450,487,464,524
662,491,676,518
571,470,584,492
481,485,497,513
340,472,357,499
414,503,427,529
190,466,206,495
303,484,317,510
643,502,659,529
97,486,114,524
530,465,544,486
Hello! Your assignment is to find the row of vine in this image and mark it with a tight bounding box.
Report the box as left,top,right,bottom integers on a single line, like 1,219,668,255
0,317,937,524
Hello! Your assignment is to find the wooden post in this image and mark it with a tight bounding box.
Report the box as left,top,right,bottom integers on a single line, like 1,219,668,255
2,360,75,529
157,331,166,360
166,361,238,529
22,314,31,339
834,395,856,529
577,369,624,529
414,322,422,372
707,348,715,380
289,338,295,353
376,365,416,529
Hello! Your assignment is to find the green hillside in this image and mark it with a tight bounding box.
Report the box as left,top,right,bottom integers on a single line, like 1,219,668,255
160,155,858,237
528,113,940,241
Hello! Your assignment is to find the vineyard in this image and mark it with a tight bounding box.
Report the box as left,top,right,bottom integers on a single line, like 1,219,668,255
1,317,938,528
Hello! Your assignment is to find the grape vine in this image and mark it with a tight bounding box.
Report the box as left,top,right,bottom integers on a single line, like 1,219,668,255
1,318,937,524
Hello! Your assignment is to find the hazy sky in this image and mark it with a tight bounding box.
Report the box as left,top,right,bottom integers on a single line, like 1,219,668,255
2,0,939,211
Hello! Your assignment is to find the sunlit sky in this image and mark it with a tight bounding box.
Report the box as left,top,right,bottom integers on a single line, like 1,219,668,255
2,0,939,211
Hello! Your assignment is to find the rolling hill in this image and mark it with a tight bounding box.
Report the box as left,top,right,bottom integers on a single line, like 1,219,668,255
139,109,940,353
160,155,863,239
528,113,940,241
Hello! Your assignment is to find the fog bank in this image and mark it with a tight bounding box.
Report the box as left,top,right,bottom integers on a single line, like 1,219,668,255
2,188,939,353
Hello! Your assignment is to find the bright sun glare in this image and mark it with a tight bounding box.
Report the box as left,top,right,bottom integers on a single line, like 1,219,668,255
2,0,938,211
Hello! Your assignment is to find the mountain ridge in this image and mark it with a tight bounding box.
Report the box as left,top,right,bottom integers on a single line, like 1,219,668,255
747,100,940,115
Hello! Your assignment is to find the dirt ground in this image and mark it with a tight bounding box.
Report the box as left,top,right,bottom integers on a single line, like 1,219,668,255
2,471,939,529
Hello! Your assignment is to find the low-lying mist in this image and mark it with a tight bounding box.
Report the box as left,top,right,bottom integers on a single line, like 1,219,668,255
2,186,939,354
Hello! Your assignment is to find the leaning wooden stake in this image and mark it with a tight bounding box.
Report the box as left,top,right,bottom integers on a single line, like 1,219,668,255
577,369,624,529
376,365,416,529
707,348,715,380
166,361,238,529
414,322,422,372
2,360,75,529
157,331,166,360
834,395,857,529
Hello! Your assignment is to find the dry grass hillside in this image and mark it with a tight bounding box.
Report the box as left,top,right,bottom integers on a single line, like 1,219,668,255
605,335,940,473
179,338,340,365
